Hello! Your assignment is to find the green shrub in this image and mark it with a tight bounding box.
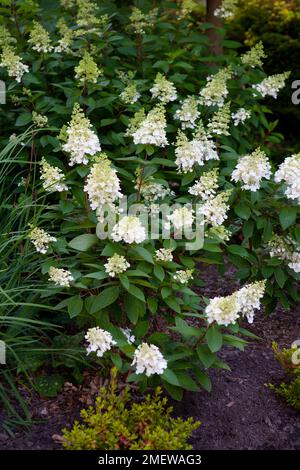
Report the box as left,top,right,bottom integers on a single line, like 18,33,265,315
270,342,300,409
227,0,300,147
0,0,299,414
62,368,200,450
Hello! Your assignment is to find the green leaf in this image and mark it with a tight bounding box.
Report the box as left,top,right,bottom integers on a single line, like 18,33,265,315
67,295,83,318
153,264,165,281
34,375,64,398
206,325,223,352
194,369,212,392
173,317,200,337
164,296,181,313
163,382,183,401
124,294,145,324
176,372,199,391
274,267,287,288
91,287,120,313
119,274,130,290
227,244,249,258
161,369,180,386
15,112,32,126
147,297,158,313
234,203,251,220
128,284,145,302
279,207,298,230
131,246,154,264
196,344,215,368
68,234,98,251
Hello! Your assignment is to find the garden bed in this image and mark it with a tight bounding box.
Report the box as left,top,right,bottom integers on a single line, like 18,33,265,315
1,266,299,451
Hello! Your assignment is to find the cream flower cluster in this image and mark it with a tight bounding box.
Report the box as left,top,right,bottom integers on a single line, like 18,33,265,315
132,343,167,376
214,0,238,19
174,96,200,129
288,252,300,273
139,181,174,202
84,154,122,220
28,22,53,53
236,280,266,323
54,19,74,53
129,7,157,35
173,269,193,284
274,153,300,204
155,248,174,262
111,216,146,244
252,72,290,99
130,106,168,147
40,157,68,192
48,266,74,287
32,111,48,128
85,327,116,357
241,42,266,68
0,46,29,82
199,67,232,107
231,148,271,191
231,108,251,126
167,206,194,231
120,82,140,104
205,280,266,326
104,254,130,277
207,102,231,136
198,190,231,227
62,104,101,165
268,235,300,274
150,73,177,103
188,169,219,200
74,51,102,84
175,129,218,173
29,227,57,254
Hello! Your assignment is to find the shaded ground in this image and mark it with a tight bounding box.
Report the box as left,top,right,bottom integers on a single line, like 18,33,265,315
1,265,300,450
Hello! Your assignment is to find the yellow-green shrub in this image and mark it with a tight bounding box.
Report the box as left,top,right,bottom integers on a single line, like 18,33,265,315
62,369,200,450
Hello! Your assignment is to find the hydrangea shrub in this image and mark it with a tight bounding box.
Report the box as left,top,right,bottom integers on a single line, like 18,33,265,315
0,0,299,399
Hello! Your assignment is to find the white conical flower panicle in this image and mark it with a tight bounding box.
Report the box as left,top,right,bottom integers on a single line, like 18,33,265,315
132,343,167,376
188,169,219,200
205,294,240,326
214,0,238,19
198,190,231,227
111,216,146,244
85,327,116,357
62,104,101,165
241,42,266,68
28,22,53,53
150,73,177,103
274,153,300,204
84,154,122,221
130,106,168,147
199,67,232,107
205,281,266,326
252,72,290,99
231,108,251,126
29,226,57,254
0,46,29,82
207,102,231,136
231,148,271,191
48,267,74,287
174,96,200,129
236,280,266,323
104,254,130,277
40,157,68,192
